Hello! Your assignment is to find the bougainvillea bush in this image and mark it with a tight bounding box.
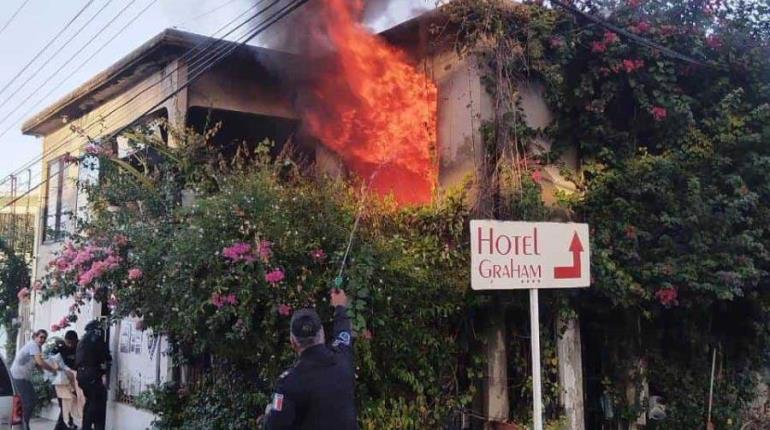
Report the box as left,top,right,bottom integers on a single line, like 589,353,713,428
39,127,479,429
445,0,770,427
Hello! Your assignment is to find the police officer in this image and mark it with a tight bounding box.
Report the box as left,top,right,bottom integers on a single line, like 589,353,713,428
264,288,358,430
76,319,111,430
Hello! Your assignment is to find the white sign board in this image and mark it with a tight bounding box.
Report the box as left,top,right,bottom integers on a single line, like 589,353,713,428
470,220,591,290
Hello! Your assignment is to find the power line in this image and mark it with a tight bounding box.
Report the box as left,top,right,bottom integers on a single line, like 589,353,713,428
0,0,143,141
175,0,241,30
550,0,712,67
0,0,32,38
0,0,95,102
0,0,266,185
10,0,279,179
112,0,310,137
2,0,311,211
0,0,115,120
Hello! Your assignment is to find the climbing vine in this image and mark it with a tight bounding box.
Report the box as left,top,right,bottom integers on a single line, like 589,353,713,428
0,238,30,359
444,0,770,427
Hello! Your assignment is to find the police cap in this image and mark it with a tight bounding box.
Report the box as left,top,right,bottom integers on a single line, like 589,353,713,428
290,309,322,338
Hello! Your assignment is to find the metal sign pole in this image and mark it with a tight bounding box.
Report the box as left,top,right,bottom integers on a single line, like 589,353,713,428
530,288,543,430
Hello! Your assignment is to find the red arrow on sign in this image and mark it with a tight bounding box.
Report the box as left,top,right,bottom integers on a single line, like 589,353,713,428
553,232,584,279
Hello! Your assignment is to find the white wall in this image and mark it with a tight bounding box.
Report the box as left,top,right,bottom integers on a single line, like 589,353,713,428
28,59,190,429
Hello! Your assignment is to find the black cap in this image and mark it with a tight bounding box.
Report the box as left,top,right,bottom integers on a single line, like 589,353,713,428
85,319,102,334
290,309,322,338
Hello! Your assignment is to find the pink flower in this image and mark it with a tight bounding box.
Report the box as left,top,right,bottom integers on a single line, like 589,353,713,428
362,329,373,340
210,293,224,308
629,0,642,7
84,144,101,155
531,169,543,183
630,21,652,33
62,242,78,260
623,59,645,73
62,153,79,165
54,257,71,272
591,41,607,53
58,316,70,328
51,324,61,332
265,269,285,284
310,248,327,263
113,234,128,247
655,287,678,306
32,281,43,291
603,31,619,45
706,35,722,49
222,242,255,263
625,225,637,239
108,294,118,310
549,36,565,48
278,304,292,316
651,106,668,121
210,292,237,308
17,287,30,301
258,240,273,261
104,255,122,270
72,249,94,267
225,293,238,305
78,271,95,287
128,268,143,281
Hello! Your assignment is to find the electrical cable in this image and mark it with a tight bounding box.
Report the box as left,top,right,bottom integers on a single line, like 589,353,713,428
14,0,282,179
0,0,160,143
0,0,270,185
174,0,241,30
0,0,96,102
0,0,116,121
0,0,142,141
1,0,312,210
0,0,32,39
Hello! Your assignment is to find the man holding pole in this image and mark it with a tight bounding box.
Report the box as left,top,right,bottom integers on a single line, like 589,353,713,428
263,288,358,430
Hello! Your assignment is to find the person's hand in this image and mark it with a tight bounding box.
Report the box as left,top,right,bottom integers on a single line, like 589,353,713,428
101,375,108,386
330,288,348,307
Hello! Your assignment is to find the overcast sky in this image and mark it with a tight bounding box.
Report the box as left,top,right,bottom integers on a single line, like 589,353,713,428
0,0,434,190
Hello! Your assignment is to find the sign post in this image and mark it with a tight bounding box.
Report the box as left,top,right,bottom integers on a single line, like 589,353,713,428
470,221,591,430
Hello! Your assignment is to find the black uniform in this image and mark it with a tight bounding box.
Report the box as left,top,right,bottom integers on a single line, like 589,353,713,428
76,320,111,430
265,306,358,430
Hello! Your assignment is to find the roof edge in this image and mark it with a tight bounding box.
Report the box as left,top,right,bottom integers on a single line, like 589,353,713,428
21,29,206,137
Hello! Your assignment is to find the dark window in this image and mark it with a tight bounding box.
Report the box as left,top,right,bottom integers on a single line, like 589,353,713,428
42,156,74,242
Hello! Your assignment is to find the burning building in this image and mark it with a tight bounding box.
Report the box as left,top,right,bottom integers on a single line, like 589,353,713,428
19,2,579,429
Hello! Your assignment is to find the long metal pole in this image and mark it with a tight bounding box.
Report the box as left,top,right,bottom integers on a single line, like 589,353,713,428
707,347,716,426
530,288,543,430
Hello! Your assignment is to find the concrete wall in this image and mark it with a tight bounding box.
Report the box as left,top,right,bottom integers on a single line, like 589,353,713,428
188,59,297,119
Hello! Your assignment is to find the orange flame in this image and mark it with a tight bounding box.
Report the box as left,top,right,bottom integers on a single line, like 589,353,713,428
303,0,438,205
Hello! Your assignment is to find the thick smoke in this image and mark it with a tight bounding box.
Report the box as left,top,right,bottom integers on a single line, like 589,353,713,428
255,0,434,52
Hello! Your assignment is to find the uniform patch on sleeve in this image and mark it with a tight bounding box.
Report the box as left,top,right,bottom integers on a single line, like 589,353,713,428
272,393,284,411
335,331,351,346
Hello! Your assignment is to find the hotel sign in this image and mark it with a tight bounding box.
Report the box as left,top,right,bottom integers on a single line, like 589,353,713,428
470,220,591,290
